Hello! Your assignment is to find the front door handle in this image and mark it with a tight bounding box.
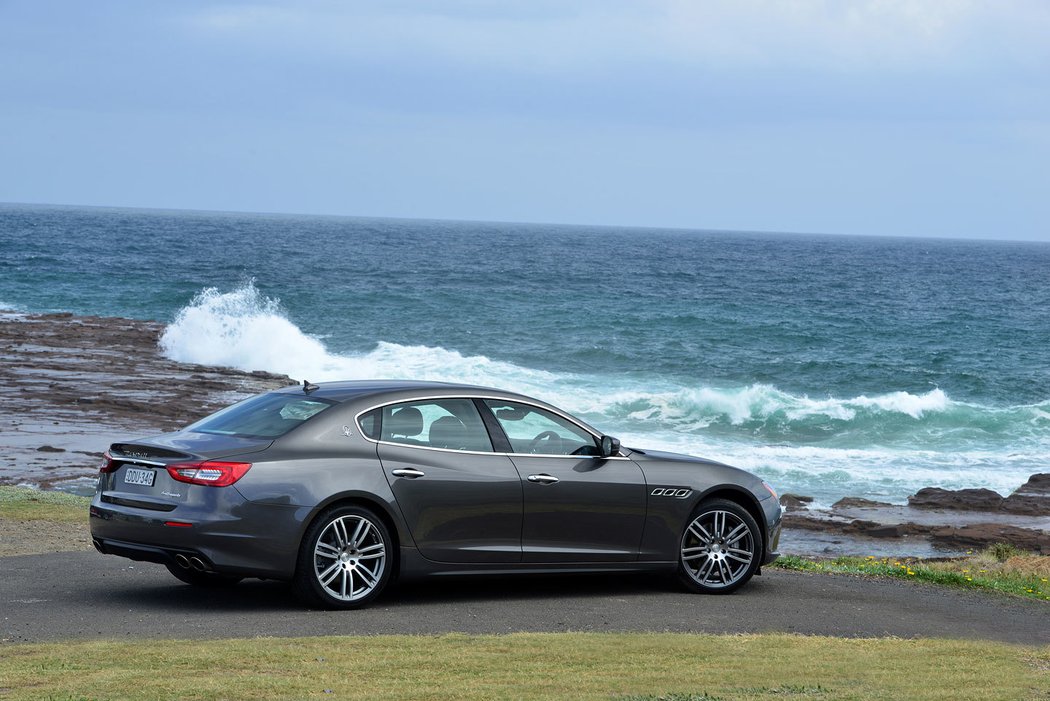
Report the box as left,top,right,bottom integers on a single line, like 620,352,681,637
391,468,425,479
527,473,559,484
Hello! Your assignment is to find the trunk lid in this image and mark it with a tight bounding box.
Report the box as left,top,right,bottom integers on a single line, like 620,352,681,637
99,431,272,512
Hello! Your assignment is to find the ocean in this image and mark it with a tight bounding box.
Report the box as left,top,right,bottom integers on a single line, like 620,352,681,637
2,203,1048,505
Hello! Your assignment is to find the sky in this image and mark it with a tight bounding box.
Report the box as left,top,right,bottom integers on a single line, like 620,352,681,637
1,1,1048,240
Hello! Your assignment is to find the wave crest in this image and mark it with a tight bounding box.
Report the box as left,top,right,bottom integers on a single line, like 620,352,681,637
599,385,953,427
158,282,564,389
159,282,330,378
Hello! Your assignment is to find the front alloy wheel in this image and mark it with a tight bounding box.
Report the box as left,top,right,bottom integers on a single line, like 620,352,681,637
293,505,391,609
678,498,761,594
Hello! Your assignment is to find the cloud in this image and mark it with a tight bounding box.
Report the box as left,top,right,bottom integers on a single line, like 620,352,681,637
182,0,1050,74
164,0,1050,129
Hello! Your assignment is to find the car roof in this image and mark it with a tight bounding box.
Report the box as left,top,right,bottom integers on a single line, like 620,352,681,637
272,379,604,439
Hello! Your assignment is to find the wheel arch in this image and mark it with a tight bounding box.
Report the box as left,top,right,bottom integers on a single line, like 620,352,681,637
692,486,767,560
299,492,405,581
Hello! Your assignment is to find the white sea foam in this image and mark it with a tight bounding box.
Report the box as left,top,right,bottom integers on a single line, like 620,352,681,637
160,283,331,378
584,384,954,427
623,432,1044,504
158,283,1049,502
159,282,566,391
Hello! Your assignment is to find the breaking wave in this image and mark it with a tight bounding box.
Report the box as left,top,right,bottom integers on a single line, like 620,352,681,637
159,283,1050,502
159,281,565,389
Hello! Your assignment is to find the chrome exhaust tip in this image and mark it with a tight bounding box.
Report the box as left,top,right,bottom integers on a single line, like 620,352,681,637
174,553,191,569
188,556,208,572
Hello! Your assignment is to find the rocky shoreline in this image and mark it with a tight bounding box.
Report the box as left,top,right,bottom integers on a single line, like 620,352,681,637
2,311,1047,558
0,311,293,493
779,475,1050,556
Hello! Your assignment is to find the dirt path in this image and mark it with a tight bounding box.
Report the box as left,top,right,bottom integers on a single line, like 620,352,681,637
0,518,91,557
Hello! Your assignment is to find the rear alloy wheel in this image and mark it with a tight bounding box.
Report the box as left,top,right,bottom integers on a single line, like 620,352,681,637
293,505,392,609
678,498,761,594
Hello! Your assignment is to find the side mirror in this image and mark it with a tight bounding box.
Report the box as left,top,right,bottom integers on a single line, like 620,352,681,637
599,435,621,458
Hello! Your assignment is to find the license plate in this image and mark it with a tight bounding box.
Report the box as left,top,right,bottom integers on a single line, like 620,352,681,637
124,467,156,487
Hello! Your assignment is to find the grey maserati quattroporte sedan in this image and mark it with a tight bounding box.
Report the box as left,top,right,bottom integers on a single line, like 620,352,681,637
90,380,782,608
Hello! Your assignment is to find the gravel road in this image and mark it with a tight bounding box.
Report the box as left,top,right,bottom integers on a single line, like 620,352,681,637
2,551,1047,645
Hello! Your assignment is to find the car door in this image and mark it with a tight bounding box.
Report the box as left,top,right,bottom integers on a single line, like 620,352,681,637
482,399,647,563
376,398,523,563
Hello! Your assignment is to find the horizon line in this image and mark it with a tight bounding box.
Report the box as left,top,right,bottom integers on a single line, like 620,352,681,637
1,199,1045,245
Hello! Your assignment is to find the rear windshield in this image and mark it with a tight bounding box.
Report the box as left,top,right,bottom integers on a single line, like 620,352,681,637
187,393,336,439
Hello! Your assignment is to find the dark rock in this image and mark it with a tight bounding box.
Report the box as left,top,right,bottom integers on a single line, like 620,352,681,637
1002,474,1050,516
1016,473,1050,495
907,487,1004,512
36,445,66,453
780,494,813,510
780,513,833,531
844,521,914,539
927,524,1050,554
1002,494,1050,517
832,497,892,510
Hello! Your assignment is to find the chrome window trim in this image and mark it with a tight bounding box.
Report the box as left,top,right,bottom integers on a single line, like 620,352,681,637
112,457,166,468
353,394,629,460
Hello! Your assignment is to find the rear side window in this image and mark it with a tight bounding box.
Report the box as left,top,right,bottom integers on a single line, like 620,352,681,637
188,393,336,439
357,409,380,440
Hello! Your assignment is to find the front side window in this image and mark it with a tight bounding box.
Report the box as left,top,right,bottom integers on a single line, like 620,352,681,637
188,393,335,439
483,400,598,455
380,398,493,452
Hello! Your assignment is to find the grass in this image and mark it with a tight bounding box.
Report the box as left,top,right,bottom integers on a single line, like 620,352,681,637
773,549,1050,602
0,486,90,523
0,633,1047,701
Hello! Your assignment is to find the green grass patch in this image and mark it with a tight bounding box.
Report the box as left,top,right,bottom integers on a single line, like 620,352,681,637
773,552,1050,602
0,486,90,523
0,633,1047,701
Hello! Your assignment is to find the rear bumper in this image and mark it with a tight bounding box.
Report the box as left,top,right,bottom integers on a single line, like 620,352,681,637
88,499,305,579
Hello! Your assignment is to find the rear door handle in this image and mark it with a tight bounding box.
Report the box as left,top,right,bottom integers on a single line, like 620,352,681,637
391,468,425,479
527,473,559,484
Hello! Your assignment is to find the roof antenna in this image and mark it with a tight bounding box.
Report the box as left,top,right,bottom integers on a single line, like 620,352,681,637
303,379,319,394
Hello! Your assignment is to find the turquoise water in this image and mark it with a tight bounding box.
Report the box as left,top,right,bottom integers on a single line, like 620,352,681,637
3,203,1049,504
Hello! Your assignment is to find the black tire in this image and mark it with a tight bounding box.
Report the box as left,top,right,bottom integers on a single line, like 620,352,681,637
677,498,762,595
292,504,393,609
164,563,243,588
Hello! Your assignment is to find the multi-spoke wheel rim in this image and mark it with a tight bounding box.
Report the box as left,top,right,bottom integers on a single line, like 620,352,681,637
680,509,755,589
312,514,387,602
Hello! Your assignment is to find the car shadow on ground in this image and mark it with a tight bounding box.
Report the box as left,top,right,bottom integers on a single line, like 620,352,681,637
98,568,748,613
385,571,685,604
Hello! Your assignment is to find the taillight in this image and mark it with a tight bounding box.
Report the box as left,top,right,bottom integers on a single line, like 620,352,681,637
166,461,252,487
99,452,119,474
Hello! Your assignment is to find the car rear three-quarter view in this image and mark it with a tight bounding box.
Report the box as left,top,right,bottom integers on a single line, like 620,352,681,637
90,380,782,609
